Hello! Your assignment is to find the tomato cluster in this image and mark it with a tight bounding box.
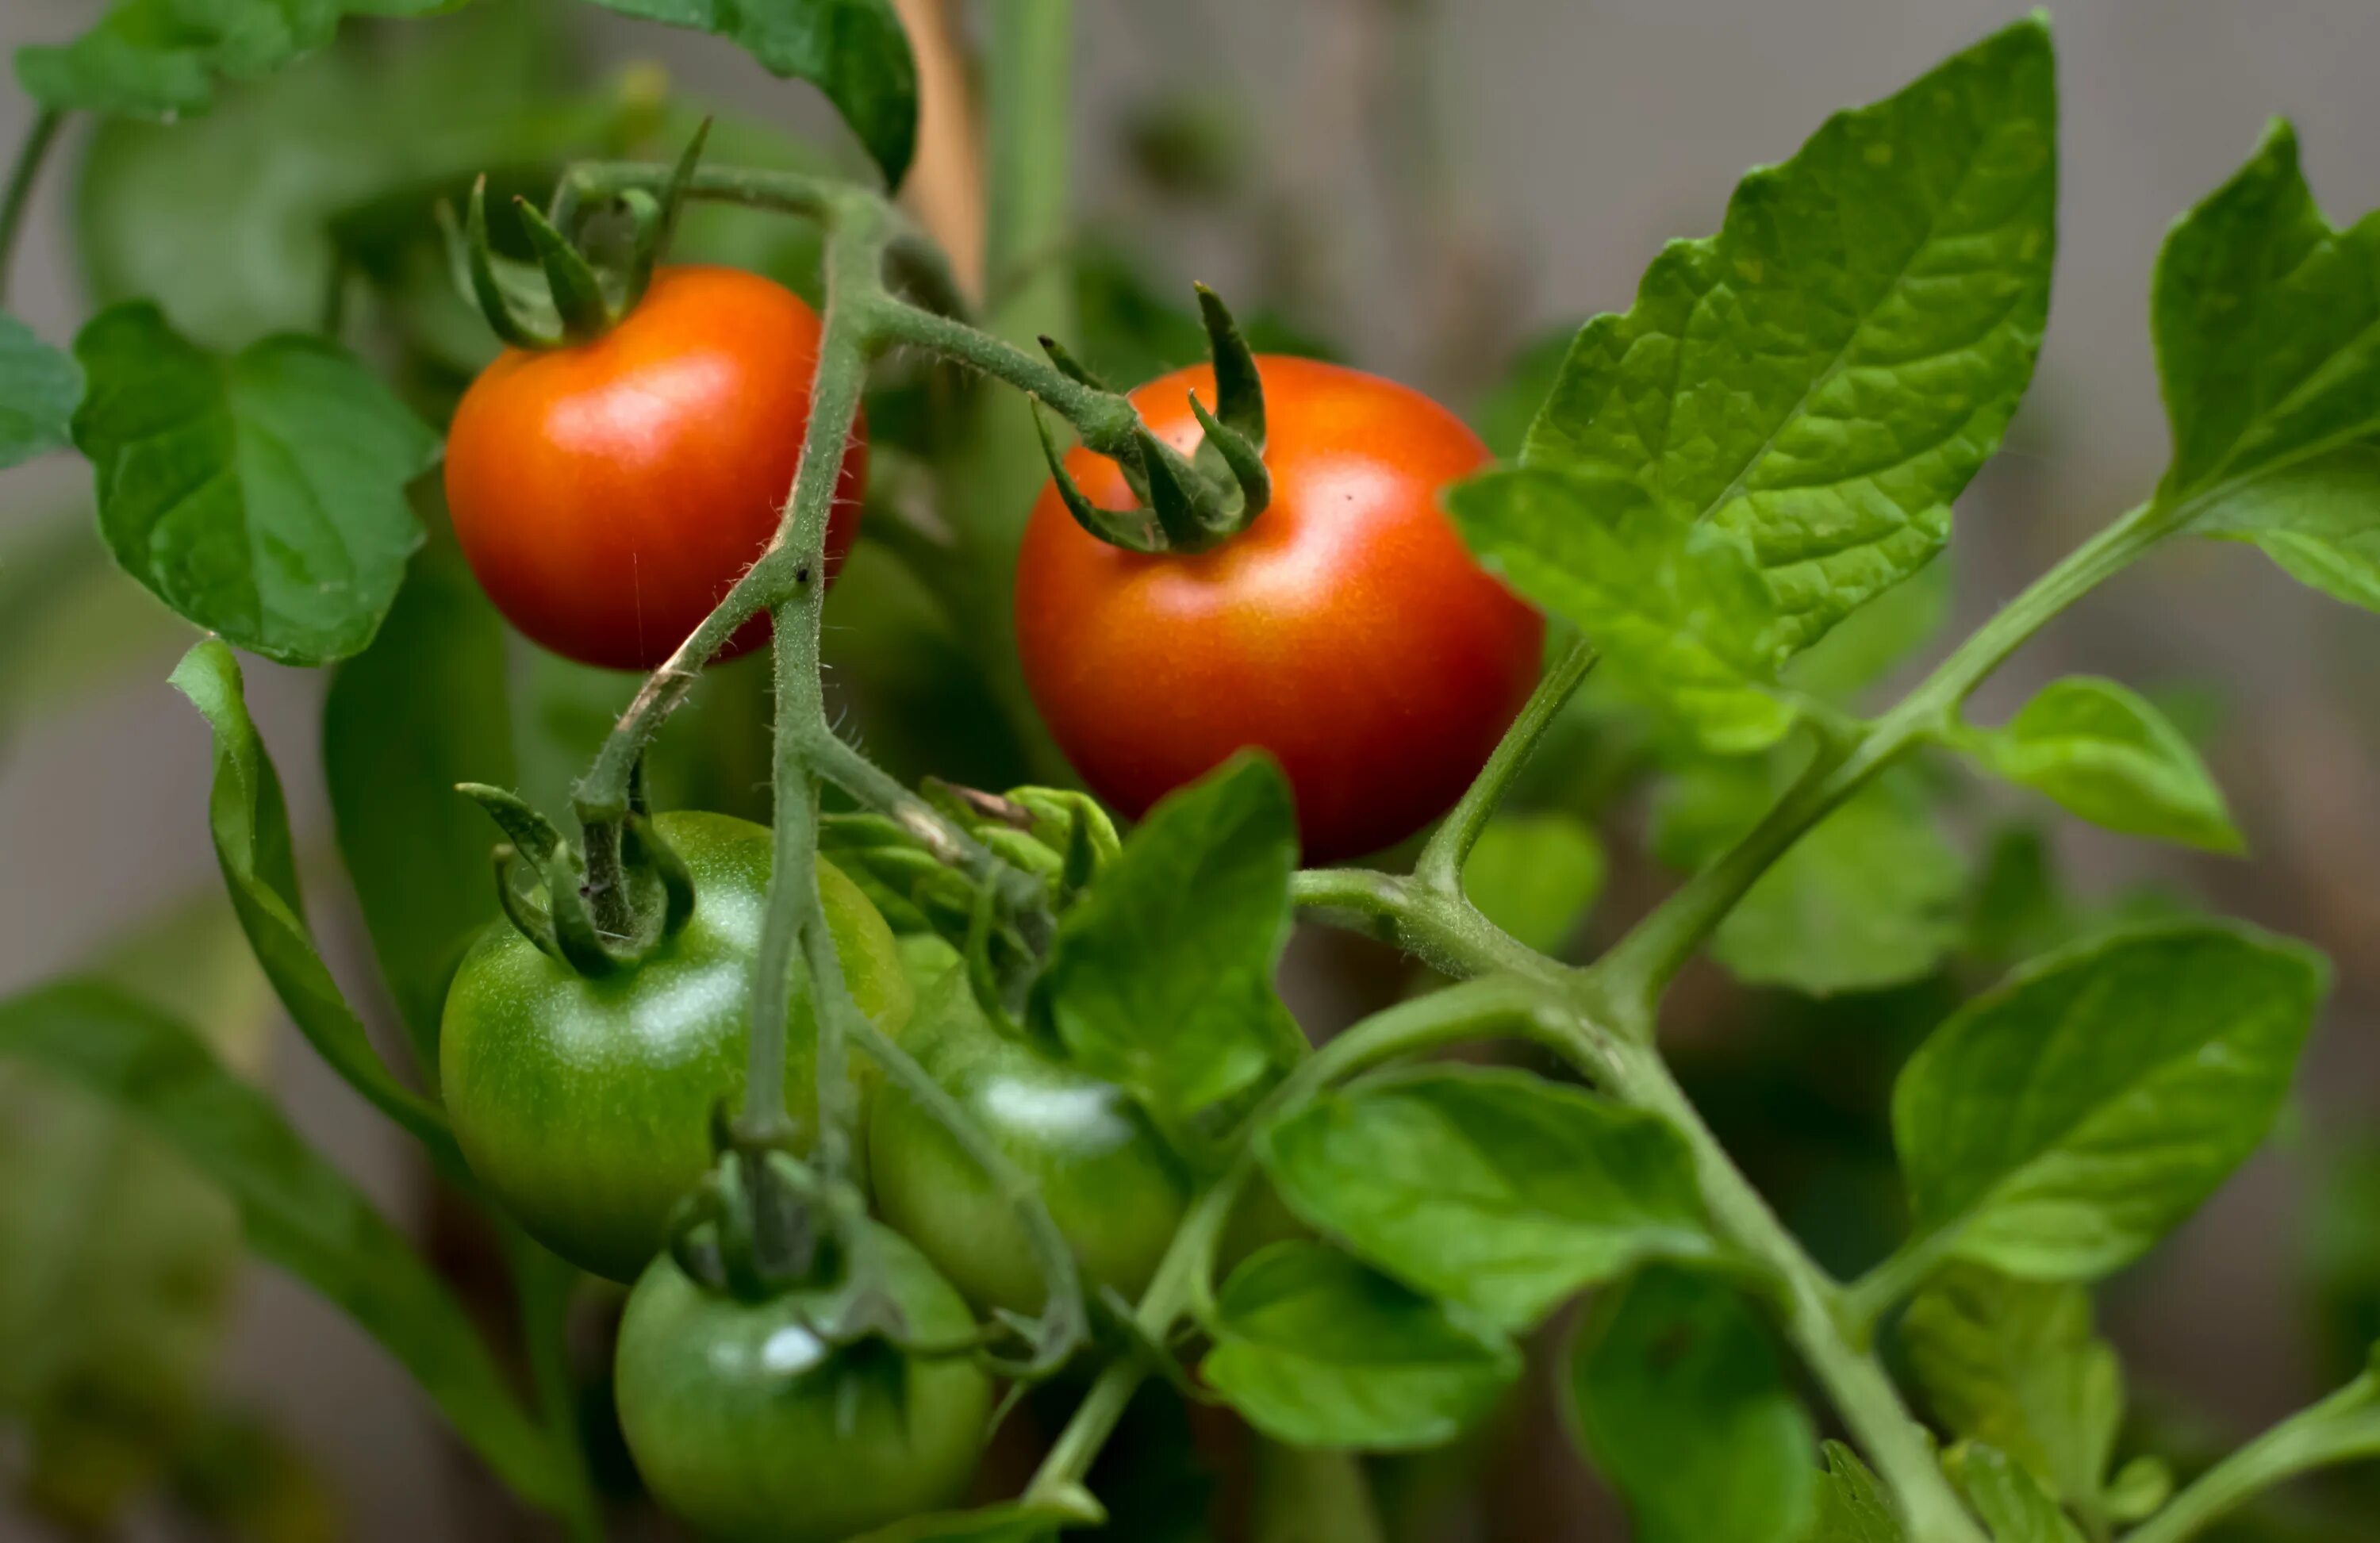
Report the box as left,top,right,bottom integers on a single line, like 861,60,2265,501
439,278,1536,1538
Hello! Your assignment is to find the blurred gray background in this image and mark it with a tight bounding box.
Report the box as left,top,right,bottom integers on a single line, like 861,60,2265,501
4,0,2378,1537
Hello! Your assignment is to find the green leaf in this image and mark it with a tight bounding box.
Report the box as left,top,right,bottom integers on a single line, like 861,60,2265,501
0,312,82,469
578,0,918,189
1259,1067,1718,1333
171,641,460,1170
2155,122,2380,505
324,540,515,1074
14,0,454,118
1782,556,1952,706
1460,812,1605,954
75,305,436,666
1945,1444,2087,1543
1202,1242,1519,1451
0,896,270,1526
1805,1443,1905,1543
1038,755,1299,1130
1565,1265,1818,1543
1522,17,2056,653
1450,466,1798,754
0,516,198,754
1899,1264,2121,1507
1894,922,2326,1280
2193,444,2380,615
1661,761,1965,996
1960,677,2240,852
0,980,566,1514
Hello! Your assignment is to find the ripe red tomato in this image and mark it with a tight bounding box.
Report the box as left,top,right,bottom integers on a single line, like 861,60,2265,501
1015,356,1545,863
445,265,866,670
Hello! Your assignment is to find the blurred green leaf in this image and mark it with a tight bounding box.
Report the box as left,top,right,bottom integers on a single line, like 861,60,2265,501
1522,19,2054,654
1460,812,1603,954
1959,677,2240,853
1894,923,2325,1280
0,980,567,1514
0,312,81,469
1038,755,1299,1131
77,307,436,666
1261,1067,1718,1333
15,0,455,118
324,537,514,1074
1203,1242,1519,1450
171,640,461,1169
1900,1264,2123,1508
2194,445,2380,615
1566,1265,1817,1543
1806,1443,1903,1542
576,0,917,188
0,517,196,751
1783,558,1952,707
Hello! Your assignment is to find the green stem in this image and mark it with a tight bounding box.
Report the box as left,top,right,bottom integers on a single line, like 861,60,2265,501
983,0,1077,342
1291,867,1580,990
1599,1038,1983,1543
742,221,878,1150
1840,1228,1964,1341
1412,636,1598,896
1025,977,1583,1500
867,293,1138,452
1588,497,2174,1015
0,108,63,304
2125,1373,2380,1543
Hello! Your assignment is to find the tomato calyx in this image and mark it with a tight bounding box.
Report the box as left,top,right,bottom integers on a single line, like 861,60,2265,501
1031,283,1273,555
441,118,712,350
458,780,694,976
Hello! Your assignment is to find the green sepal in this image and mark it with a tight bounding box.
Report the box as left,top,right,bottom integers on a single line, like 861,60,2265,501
1136,426,1220,549
622,811,697,940
1031,401,1163,552
1194,282,1265,447
1188,390,1271,526
1038,333,1111,393
622,117,713,313
457,782,564,862
514,196,611,342
458,178,556,349
489,843,564,964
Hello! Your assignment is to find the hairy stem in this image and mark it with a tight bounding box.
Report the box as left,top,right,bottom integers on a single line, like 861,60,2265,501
1588,497,2173,1014
2125,1373,2380,1543
867,292,1138,452
1413,635,1598,896
0,108,62,303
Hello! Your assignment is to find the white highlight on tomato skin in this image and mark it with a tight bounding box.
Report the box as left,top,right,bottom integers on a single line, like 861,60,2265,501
980,1077,1138,1152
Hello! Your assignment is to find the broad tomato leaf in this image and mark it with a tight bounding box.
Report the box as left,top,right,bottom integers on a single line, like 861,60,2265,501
0,313,82,469
1460,812,1604,954
1893,922,2325,1280
1565,1265,1817,1543
1660,761,1965,996
75,305,436,666
578,0,918,189
324,539,515,1074
1037,754,1299,1131
1960,677,2240,853
0,979,567,1514
1781,556,1953,707
172,640,459,1170
1945,1445,2086,1543
1450,466,1797,754
1259,1067,1718,1333
1202,1242,1518,1451
1899,1264,2122,1508
14,0,454,118
1520,17,2056,654
1806,1443,1904,1543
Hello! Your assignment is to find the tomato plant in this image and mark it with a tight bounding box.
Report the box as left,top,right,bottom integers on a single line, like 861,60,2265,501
6,6,2380,1543
1016,356,1545,862
447,265,868,671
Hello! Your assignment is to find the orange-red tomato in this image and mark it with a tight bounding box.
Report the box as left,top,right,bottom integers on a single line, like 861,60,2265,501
445,266,866,670
1015,356,1545,863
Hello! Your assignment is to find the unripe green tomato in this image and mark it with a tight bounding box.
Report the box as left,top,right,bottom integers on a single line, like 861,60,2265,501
868,946,1192,1316
440,812,911,1281
613,1227,990,1542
